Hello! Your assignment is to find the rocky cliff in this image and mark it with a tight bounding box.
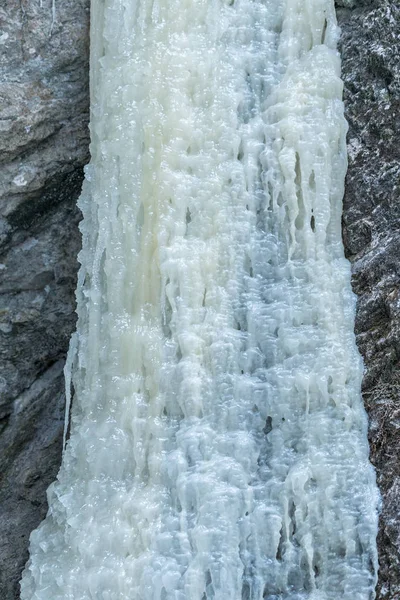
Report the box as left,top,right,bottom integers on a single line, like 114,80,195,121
338,2,400,597
0,2,89,598
0,1,398,598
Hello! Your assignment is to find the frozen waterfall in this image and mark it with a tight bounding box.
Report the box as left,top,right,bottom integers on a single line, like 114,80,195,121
21,0,379,598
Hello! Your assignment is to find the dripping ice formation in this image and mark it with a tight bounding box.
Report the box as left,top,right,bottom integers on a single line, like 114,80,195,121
21,0,379,598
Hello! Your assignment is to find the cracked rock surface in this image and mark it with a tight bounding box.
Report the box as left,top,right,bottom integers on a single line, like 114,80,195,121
0,0,399,598
338,2,400,598
0,1,89,598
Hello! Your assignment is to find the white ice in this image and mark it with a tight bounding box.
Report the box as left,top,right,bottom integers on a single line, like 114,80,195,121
21,1,379,599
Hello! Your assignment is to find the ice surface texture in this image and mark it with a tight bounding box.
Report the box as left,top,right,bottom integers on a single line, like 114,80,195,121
21,0,379,598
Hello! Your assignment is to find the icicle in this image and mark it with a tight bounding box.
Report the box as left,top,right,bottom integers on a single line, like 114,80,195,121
62,332,77,452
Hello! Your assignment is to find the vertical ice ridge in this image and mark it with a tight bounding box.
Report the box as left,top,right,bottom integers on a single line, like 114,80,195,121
21,1,378,599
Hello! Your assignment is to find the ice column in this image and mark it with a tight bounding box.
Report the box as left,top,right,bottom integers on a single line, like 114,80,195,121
21,0,379,599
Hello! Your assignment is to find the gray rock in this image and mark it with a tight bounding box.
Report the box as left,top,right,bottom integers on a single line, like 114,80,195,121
338,1,400,598
0,0,399,599
0,1,89,598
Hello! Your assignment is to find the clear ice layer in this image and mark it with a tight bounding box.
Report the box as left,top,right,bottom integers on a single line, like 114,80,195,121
21,0,379,598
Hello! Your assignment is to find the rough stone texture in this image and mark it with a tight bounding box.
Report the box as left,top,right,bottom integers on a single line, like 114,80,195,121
0,1,89,598
338,1,400,598
0,0,399,599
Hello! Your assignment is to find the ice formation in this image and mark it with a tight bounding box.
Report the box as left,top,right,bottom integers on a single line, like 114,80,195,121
21,0,379,598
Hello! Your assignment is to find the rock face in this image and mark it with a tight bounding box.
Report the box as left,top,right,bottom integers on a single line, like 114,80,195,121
0,1,89,598
0,0,398,598
337,2,400,598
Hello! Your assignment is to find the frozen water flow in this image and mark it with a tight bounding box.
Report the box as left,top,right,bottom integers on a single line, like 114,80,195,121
21,0,379,598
